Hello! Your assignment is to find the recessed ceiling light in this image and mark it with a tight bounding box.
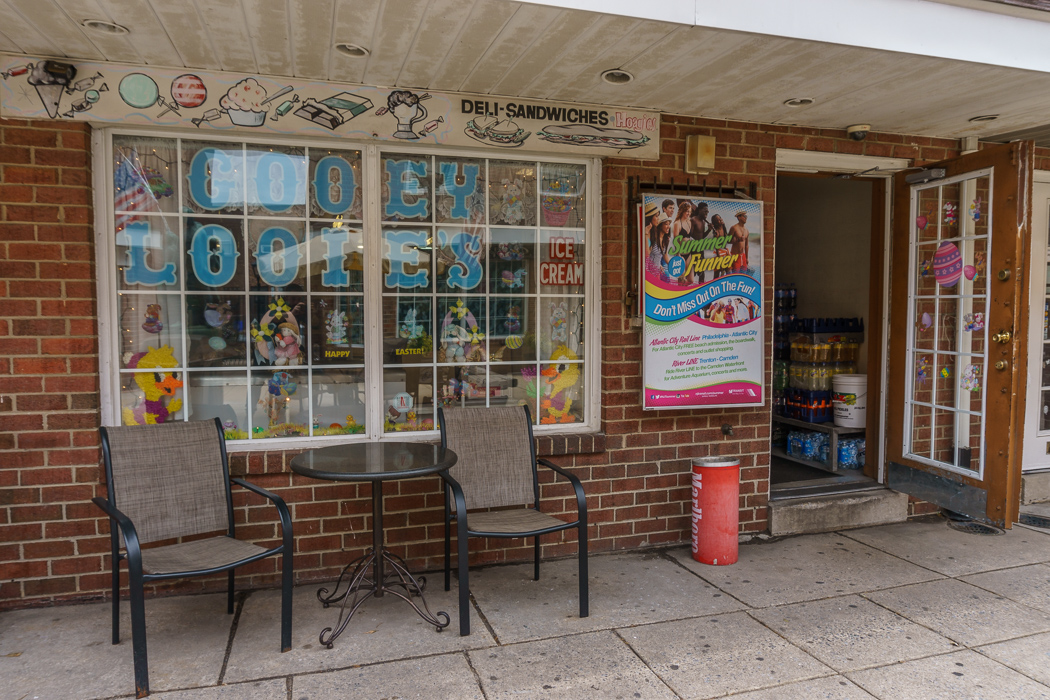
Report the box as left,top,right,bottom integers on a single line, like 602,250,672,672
335,43,370,58
968,114,999,122
601,69,633,85
81,19,129,35
783,97,815,107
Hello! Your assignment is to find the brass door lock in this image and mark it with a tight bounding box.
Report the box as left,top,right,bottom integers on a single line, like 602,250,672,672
995,360,1009,371
998,269,1011,281
992,330,1012,344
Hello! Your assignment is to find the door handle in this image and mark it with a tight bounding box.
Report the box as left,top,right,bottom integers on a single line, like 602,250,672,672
992,330,1012,344
995,360,1009,371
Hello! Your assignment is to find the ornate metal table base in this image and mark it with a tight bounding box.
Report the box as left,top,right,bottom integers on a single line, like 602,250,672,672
315,546,450,647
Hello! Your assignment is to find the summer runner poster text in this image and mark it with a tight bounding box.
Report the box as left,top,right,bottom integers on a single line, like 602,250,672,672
640,194,764,409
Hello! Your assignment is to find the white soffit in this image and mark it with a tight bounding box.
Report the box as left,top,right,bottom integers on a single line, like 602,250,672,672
776,150,911,174
518,0,1050,73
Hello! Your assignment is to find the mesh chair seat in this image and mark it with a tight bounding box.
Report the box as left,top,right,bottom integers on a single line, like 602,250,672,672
140,536,270,576
467,509,571,535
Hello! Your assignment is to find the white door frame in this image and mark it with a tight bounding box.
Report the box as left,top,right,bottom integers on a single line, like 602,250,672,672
775,150,910,483
1022,170,1050,473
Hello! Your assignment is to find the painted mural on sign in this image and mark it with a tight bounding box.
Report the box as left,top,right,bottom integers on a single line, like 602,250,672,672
0,56,660,159
640,194,764,409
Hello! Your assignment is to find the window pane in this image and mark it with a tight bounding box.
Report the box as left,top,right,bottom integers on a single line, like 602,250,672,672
540,228,585,294
540,296,584,361
435,156,485,225
185,294,246,368
184,217,245,292
540,163,585,228
249,219,307,292
382,296,433,364
382,155,431,222
309,223,363,293
116,215,181,292
312,295,365,365
490,297,536,363
186,371,249,437
249,294,307,367
118,293,184,366
113,135,179,216
383,226,433,293
252,369,308,438
383,367,435,432
311,368,366,435
438,296,487,363
246,144,307,217
488,160,536,226
490,228,536,294
181,141,244,216
310,149,363,221
436,225,486,293
538,353,584,425
120,363,184,426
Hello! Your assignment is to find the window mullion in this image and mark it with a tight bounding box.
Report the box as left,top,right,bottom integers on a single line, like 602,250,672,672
363,144,384,440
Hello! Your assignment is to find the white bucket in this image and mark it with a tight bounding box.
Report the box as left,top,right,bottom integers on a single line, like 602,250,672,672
832,374,867,428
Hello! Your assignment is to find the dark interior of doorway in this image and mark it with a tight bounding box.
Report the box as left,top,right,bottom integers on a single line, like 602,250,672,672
771,173,881,499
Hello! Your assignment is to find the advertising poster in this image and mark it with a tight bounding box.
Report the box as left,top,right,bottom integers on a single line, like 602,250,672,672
640,194,764,409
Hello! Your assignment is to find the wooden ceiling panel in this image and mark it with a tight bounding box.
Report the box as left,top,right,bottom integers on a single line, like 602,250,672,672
92,0,183,67
0,0,67,56
0,27,19,53
363,0,429,88
521,13,638,99
243,0,293,77
457,3,562,95
396,0,475,88
288,0,332,79
489,9,600,97
428,0,517,93
147,0,218,69
195,0,257,74
326,0,380,84
51,0,141,64
6,0,105,61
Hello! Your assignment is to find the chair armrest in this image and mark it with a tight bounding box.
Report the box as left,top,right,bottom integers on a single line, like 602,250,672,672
439,471,468,520
537,458,588,517
231,478,294,548
91,496,144,564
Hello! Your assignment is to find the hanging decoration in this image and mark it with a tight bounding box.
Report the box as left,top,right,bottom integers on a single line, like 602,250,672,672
141,303,163,333
917,311,933,331
943,202,957,226
961,364,982,392
917,355,931,386
970,196,982,222
963,312,985,332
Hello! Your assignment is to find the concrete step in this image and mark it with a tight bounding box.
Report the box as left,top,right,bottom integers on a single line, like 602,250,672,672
1021,471,1050,504
769,487,909,536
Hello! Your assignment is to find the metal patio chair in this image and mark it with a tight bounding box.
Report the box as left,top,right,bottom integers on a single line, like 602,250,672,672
438,404,588,636
94,418,293,698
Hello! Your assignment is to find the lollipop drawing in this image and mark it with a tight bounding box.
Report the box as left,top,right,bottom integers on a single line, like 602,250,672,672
119,72,179,117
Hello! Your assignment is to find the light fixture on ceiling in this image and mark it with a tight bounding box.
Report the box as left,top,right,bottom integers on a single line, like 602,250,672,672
335,43,370,58
81,19,129,35
600,69,633,85
783,97,814,107
968,114,999,123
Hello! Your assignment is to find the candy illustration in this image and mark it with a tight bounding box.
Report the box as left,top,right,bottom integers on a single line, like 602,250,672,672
171,73,207,108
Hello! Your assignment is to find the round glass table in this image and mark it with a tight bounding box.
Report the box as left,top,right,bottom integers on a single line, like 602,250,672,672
290,441,458,647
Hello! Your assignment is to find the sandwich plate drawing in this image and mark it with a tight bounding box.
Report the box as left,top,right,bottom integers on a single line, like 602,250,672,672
537,124,650,150
464,116,531,147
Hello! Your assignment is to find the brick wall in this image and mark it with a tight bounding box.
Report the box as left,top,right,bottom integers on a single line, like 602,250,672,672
1,113,1033,609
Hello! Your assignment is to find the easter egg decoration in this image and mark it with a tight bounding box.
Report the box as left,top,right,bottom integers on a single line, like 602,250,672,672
932,241,963,288
963,265,977,281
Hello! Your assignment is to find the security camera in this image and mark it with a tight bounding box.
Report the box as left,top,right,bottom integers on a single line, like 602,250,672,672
846,124,871,141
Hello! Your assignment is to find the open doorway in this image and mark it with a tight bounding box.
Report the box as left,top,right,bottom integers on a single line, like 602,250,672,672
771,173,883,499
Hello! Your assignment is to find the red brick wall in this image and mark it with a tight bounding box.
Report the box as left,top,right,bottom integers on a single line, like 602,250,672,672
2,113,1039,609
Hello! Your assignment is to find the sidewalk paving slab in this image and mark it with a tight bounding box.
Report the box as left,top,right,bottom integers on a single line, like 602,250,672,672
846,648,1050,700
467,551,743,644
749,594,958,672
467,630,677,699
0,592,231,699
863,577,1050,647
721,675,877,699
223,584,495,683
960,562,1050,613
845,520,1050,576
151,679,287,699
976,630,1050,687
619,610,834,699
667,533,941,608
291,652,484,700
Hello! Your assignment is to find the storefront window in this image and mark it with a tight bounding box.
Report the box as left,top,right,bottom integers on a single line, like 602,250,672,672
106,133,589,443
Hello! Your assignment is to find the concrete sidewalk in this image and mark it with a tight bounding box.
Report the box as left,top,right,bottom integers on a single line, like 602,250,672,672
4,517,1050,699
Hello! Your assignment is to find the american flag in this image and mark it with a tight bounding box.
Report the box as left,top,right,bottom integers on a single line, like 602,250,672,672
113,153,160,232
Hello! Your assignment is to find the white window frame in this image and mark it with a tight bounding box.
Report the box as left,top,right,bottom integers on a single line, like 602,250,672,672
93,127,602,450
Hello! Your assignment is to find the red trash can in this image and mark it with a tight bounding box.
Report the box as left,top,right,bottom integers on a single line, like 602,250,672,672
691,457,741,565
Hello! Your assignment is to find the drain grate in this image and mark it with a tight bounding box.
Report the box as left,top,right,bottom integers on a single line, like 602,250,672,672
1020,513,1050,529
946,520,1005,536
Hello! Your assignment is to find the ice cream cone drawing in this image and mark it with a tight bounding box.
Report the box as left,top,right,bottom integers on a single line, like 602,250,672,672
26,61,77,118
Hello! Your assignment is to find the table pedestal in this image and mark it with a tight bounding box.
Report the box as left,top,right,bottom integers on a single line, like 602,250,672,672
315,482,450,648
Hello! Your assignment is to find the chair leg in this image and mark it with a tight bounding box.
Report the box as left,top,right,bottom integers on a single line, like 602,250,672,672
227,570,235,615
110,538,120,645
578,525,589,618
128,567,149,698
457,518,470,636
533,536,540,581
281,545,293,653
444,514,452,592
